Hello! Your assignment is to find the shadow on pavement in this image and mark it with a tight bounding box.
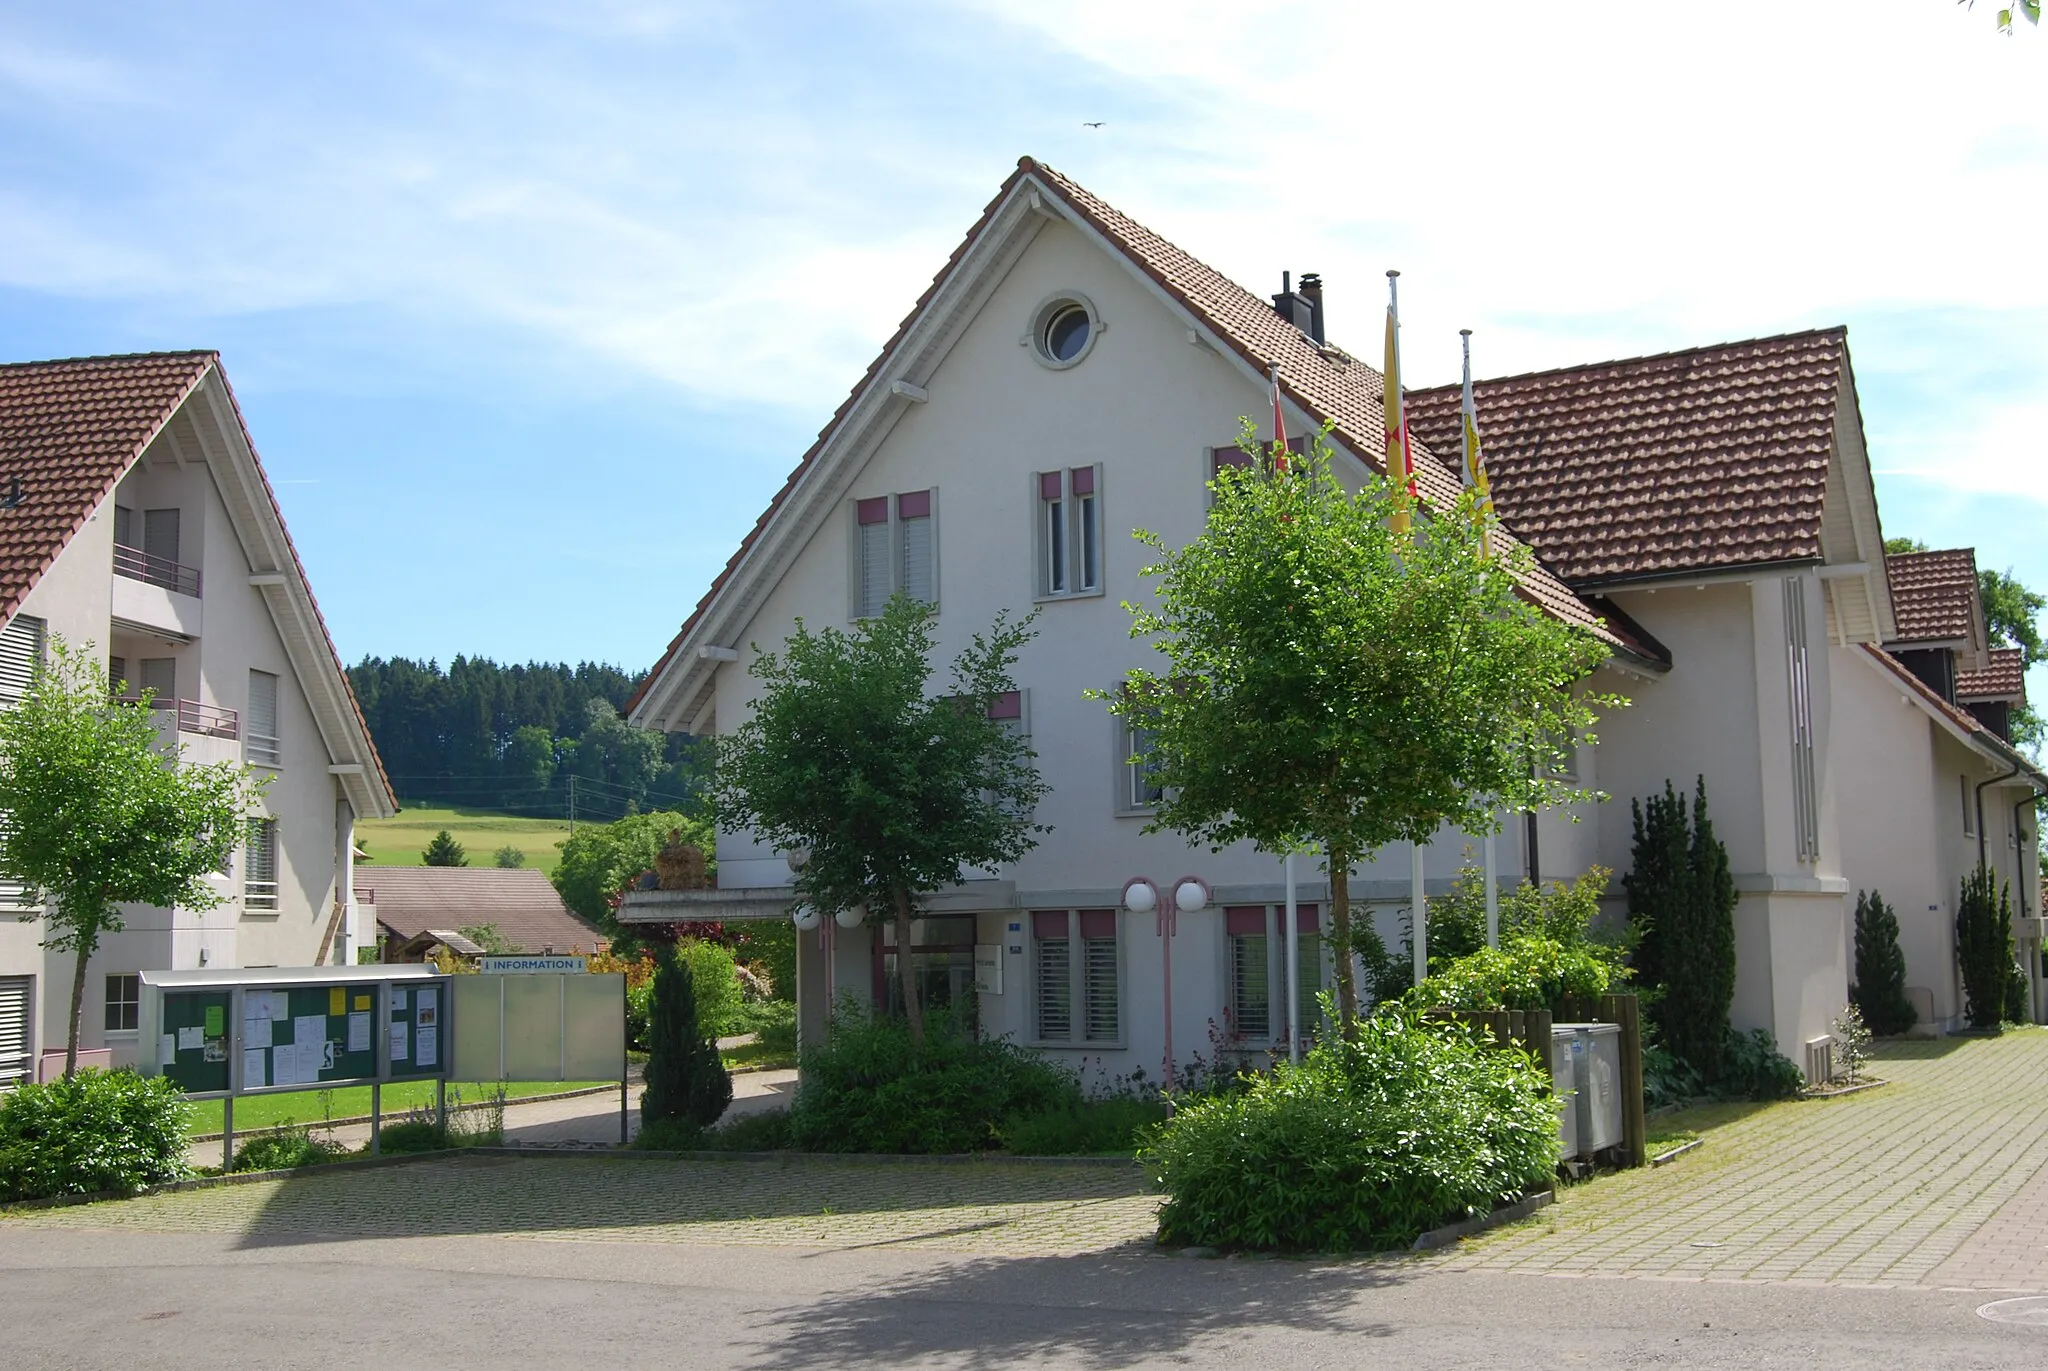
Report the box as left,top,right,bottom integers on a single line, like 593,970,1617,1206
734,1249,1402,1369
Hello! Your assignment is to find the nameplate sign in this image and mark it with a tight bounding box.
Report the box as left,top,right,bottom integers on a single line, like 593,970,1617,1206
480,955,588,975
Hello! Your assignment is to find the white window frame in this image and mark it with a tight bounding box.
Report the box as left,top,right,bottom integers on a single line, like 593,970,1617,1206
1032,465,1104,602
850,488,940,619
1029,908,1123,1048
245,817,279,912
103,972,140,1034
247,668,281,768
1115,714,1164,815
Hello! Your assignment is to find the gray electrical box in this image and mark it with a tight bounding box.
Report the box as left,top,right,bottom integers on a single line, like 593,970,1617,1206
1557,1022,1623,1156
1550,1024,1580,1160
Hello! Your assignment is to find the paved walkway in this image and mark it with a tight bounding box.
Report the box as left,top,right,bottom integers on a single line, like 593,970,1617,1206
1437,1030,2048,1289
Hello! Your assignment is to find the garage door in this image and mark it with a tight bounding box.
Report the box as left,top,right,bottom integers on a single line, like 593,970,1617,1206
0,976,31,1089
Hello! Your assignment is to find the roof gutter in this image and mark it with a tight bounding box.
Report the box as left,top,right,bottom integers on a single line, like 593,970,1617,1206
1573,557,1824,595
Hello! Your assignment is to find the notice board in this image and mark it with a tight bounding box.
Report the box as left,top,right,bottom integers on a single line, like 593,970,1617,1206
385,980,445,1079
239,984,380,1090
159,990,232,1094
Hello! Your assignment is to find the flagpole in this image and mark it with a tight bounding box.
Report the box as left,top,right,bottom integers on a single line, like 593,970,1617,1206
1462,327,1501,947
1284,852,1300,1064
1411,839,1427,987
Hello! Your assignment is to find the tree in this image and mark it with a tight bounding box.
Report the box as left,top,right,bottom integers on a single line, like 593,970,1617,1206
1624,778,1737,1078
552,810,709,934
1960,1,2040,35
421,830,468,866
1103,426,1611,1034
1851,889,1916,1037
458,922,520,954
1978,567,2046,752
493,845,526,868
715,594,1046,1049
0,638,264,1073
1956,864,2014,1030
640,940,732,1133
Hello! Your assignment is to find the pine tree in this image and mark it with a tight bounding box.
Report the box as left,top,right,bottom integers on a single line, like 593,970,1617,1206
1850,890,1916,1036
1956,866,2011,1031
641,941,732,1132
1625,777,1737,1078
421,830,468,867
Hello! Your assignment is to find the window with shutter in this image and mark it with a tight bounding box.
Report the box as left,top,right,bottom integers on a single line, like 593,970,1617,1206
113,505,137,550
140,657,176,704
1121,718,1163,812
855,497,891,617
108,656,127,693
896,490,934,604
1293,905,1323,1042
1079,908,1119,1042
245,818,279,911
143,508,180,567
0,614,46,704
1033,910,1072,1040
1225,907,1271,1039
0,810,36,910
247,670,281,767
0,977,31,1089
1034,467,1102,599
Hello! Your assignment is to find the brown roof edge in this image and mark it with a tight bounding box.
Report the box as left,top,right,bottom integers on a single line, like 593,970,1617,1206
1407,324,1850,396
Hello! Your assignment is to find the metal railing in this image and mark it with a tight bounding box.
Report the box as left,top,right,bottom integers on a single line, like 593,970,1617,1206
118,695,240,740
352,886,374,905
112,543,202,598
246,730,281,767
244,880,279,911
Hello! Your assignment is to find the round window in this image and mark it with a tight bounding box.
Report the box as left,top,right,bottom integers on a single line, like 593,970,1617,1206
1042,305,1091,363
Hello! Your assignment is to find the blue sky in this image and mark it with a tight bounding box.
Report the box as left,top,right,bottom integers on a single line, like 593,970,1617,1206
2,2,2044,689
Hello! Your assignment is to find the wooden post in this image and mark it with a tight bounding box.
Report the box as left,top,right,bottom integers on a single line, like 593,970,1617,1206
370,1081,381,1157
222,1095,234,1172
1604,993,1647,1168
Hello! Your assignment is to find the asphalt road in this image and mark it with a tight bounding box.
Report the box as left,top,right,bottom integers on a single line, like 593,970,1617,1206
6,1226,2044,1370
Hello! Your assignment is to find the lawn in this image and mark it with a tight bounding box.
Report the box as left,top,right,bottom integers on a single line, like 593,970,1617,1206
355,803,575,876
185,1079,614,1135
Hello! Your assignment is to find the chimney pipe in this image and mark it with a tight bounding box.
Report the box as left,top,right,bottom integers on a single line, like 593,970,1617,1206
1299,273,1324,345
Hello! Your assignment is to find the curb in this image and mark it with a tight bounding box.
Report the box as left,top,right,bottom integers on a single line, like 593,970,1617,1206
466,1145,1147,1168
1800,1077,1890,1101
1650,1138,1704,1167
1411,1190,1553,1251
187,1082,631,1144
0,1149,452,1215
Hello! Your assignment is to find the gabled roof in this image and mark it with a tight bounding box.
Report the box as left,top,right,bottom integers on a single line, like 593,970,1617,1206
1860,645,2046,790
0,352,395,815
366,867,603,954
1957,646,2026,704
630,159,1666,727
1404,330,1849,586
1885,548,1980,645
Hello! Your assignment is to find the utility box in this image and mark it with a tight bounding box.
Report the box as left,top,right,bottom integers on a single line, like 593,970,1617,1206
1550,1025,1580,1160
1560,1023,1624,1156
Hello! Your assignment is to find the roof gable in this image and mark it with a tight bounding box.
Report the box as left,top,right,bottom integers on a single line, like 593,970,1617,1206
366,866,602,953
1956,646,2025,704
1885,548,1981,647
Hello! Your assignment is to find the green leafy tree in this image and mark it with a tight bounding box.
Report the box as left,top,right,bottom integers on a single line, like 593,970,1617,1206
1851,889,1916,1036
551,810,709,933
714,594,1046,1049
458,922,520,954
1102,426,1612,1034
1960,0,2040,36
1625,777,1737,1078
641,941,732,1133
493,845,526,868
0,638,265,1073
421,829,468,866
1978,567,2045,751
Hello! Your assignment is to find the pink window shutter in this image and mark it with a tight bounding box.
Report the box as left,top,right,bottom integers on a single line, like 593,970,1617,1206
1077,909,1117,940
896,489,931,520
1031,910,1070,940
1224,906,1267,937
856,496,890,525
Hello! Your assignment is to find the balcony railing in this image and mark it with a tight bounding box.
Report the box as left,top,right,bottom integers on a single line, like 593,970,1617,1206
113,543,202,598
118,695,240,740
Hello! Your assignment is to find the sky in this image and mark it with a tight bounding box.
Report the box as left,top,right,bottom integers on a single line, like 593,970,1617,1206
2,1,2044,691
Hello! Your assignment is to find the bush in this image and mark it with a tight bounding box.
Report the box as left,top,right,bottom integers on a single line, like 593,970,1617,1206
1142,1013,1556,1252
1828,1005,1872,1085
231,1124,349,1173
1626,777,1737,1079
1425,863,1630,970
1956,866,2013,1031
376,1121,454,1154
790,1008,1079,1153
1851,889,1916,1036
1641,1036,1705,1112
0,1068,192,1201
1717,1028,1803,1101
1000,1095,1169,1156
704,1109,795,1151
633,1117,705,1151
2005,954,2031,1027
678,939,743,1037
1407,934,1613,1019
642,942,733,1131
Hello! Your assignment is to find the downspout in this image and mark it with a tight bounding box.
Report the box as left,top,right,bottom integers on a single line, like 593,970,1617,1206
2014,793,2039,917
1976,762,2023,872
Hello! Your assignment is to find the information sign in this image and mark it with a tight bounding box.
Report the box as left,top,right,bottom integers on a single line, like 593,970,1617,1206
480,955,588,975
387,981,444,1079
160,990,232,1094
241,983,379,1090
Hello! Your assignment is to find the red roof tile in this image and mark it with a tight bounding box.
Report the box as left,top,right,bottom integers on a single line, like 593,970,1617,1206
0,352,394,809
1885,548,1979,644
1957,646,2025,702
366,867,603,954
1404,331,1847,585
631,159,1666,713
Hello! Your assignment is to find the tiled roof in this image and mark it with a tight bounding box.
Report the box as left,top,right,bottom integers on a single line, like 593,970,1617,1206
1885,548,1979,644
0,352,395,809
0,352,214,621
1861,647,2046,793
632,159,1667,711
1404,331,1847,585
366,867,603,954
1957,646,2026,702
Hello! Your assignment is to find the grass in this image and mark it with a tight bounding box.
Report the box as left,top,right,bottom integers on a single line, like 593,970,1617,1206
184,1079,614,1135
355,803,575,876
721,1039,798,1071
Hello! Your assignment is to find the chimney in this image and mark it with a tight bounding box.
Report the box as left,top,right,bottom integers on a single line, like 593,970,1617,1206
1298,273,1325,345
1270,271,1325,345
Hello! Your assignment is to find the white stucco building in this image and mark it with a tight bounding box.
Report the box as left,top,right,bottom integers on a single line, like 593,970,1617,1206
619,159,2042,1080
0,353,394,1084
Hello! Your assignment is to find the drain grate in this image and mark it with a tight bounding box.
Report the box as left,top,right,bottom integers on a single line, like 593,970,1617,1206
1977,1297,2048,1327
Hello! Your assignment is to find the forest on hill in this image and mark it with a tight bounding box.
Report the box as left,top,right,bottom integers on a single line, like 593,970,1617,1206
347,656,708,820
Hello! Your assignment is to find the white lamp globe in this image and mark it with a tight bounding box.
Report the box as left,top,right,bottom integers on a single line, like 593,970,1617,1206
834,904,866,929
1122,880,1157,915
1175,879,1209,913
791,905,822,932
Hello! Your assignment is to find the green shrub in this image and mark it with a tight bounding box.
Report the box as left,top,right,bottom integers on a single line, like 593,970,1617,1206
726,997,797,1041
1425,863,1630,970
1717,1028,1803,1101
231,1124,349,1173
1956,866,2013,1031
1000,1095,1169,1156
1626,777,1737,1079
0,1068,192,1201
643,942,733,1131
1850,890,1916,1036
633,1117,705,1151
703,1109,794,1151
376,1121,454,1154
2005,954,2030,1027
789,1008,1079,1153
1140,1012,1557,1252
1641,1036,1704,1112
679,938,743,1038
1407,934,1613,1018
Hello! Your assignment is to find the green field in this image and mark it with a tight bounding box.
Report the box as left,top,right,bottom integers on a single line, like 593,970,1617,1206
185,1079,614,1135
356,803,575,875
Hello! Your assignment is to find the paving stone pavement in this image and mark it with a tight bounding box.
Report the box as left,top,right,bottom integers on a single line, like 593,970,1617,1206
1436,1029,2048,1290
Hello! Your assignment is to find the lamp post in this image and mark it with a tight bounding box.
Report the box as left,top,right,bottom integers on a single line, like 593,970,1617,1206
1127,875,1209,1089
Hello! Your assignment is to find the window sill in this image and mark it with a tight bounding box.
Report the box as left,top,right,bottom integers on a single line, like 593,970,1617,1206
1113,806,1159,820
241,906,280,919
1032,587,1107,605
1027,1040,1129,1052
102,1029,139,1040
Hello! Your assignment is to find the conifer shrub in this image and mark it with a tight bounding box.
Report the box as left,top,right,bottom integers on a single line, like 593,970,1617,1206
0,1068,191,1201
642,941,733,1131
1141,1012,1555,1252
1956,866,2014,1031
1625,777,1736,1080
1850,889,1916,1036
